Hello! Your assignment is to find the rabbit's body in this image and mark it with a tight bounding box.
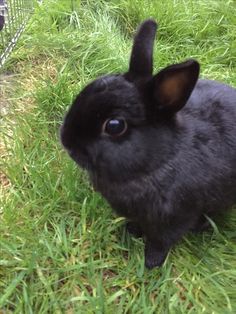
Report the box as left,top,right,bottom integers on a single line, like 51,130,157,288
61,20,236,268
87,78,236,267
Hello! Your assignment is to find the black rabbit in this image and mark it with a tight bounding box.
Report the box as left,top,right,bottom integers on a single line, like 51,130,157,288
60,20,236,269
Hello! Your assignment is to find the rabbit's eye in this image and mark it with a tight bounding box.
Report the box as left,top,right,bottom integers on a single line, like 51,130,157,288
103,118,127,136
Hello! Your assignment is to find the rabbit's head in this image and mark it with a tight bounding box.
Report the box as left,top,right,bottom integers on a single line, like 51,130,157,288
60,20,200,180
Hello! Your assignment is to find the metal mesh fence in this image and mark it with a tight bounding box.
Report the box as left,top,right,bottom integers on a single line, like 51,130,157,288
0,0,35,68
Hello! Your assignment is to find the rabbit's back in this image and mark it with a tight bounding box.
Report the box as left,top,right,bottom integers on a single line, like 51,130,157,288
186,79,236,123
166,80,236,215
184,79,236,154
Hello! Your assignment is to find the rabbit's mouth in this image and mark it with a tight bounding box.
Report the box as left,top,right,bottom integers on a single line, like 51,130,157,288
69,148,94,171
60,125,94,170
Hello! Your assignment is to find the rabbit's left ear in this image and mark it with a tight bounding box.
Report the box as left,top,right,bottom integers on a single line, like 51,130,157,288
151,59,200,113
127,19,157,80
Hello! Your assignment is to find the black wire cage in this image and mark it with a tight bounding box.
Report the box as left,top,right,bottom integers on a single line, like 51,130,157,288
0,0,37,68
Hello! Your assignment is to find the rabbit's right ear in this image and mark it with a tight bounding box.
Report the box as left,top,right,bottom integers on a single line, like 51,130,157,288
151,59,200,113
126,19,158,80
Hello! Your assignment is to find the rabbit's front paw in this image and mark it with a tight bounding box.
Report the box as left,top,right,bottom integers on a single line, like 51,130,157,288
144,241,168,269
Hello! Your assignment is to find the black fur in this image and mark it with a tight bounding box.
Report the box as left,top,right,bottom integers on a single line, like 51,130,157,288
60,19,236,269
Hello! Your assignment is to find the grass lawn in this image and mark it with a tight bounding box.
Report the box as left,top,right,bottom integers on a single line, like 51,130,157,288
1,0,236,312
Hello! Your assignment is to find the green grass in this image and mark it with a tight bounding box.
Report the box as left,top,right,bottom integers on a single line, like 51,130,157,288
1,0,236,312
